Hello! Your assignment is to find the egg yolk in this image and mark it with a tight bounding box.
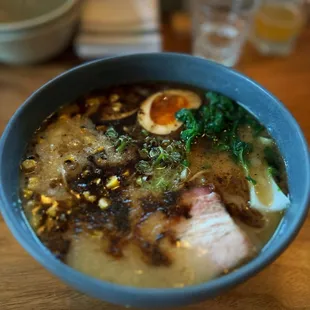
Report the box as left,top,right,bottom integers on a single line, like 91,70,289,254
150,94,189,125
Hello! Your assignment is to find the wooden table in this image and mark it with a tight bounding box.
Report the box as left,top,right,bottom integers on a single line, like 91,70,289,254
1,26,310,310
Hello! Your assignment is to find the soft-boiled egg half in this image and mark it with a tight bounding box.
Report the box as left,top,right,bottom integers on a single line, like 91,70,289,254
138,89,201,135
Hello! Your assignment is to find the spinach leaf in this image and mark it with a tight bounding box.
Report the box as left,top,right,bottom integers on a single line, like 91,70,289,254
176,91,260,182
175,109,203,152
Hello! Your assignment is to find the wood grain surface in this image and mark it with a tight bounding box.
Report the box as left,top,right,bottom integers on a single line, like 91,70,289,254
0,26,310,310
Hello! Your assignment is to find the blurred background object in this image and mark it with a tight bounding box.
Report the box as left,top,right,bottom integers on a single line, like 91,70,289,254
74,0,161,59
0,0,81,65
0,0,309,65
250,0,306,55
163,0,310,62
190,0,259,67
161,0,191,35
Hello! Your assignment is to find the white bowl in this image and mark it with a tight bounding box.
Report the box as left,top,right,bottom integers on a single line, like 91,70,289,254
0,0,81,64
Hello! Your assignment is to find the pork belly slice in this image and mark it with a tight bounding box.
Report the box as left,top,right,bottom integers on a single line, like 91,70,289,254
177,187,255,273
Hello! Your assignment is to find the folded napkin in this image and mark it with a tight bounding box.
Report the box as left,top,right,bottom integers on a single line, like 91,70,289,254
74,0,162,58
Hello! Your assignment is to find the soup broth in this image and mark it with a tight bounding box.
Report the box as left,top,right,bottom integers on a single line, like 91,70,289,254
20,83,288,288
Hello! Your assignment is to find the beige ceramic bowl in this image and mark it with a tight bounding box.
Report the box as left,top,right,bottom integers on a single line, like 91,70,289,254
0,0,81,64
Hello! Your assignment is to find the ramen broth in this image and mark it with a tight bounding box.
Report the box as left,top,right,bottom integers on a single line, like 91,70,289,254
20,83,288,288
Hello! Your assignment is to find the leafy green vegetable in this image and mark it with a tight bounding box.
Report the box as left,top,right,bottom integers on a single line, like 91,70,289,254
138,148,149,159
135,160,153,175
246,176,257,185
135,139,187,192
176,91,260,181
267,166,279,178
175,109,203,152
105,127,118,139
116,135,133,153
182,159,190,167
141,129,149,136
231,139,252,170
140,140,186,168
136,165,186,192
105,126,133,153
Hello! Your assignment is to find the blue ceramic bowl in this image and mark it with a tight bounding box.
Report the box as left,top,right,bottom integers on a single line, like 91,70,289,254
0,53,309,308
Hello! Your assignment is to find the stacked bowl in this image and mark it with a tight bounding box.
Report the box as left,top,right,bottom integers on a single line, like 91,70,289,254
0,0,81,64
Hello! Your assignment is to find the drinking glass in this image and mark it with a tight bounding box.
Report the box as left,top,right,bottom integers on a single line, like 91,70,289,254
191,0,259,67
250,0,305,55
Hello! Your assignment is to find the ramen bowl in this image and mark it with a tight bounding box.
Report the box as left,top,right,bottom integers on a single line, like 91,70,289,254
0,53,309,308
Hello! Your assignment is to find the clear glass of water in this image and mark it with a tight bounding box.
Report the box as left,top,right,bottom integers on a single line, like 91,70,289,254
191,0,259,66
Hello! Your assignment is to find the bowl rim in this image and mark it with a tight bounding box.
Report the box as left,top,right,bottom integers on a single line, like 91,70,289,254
0,53,309,306
0,0,78,32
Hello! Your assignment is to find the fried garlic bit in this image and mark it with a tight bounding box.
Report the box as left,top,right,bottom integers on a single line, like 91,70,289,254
46,201,59,217
21,159,37,172
91,230,104,238
122,169,130,177
98,198,110,210
27,177,39,190
81,169,91,177
28,205,43,229
36,225,45,235
41,195,53,205
83,191,97,203
31,215,42,229
70,190,81,200
23,189,33,199
106,175,120,189
93,178,101,185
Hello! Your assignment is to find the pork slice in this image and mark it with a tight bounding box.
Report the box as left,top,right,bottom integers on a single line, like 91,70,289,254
177,187,255,273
